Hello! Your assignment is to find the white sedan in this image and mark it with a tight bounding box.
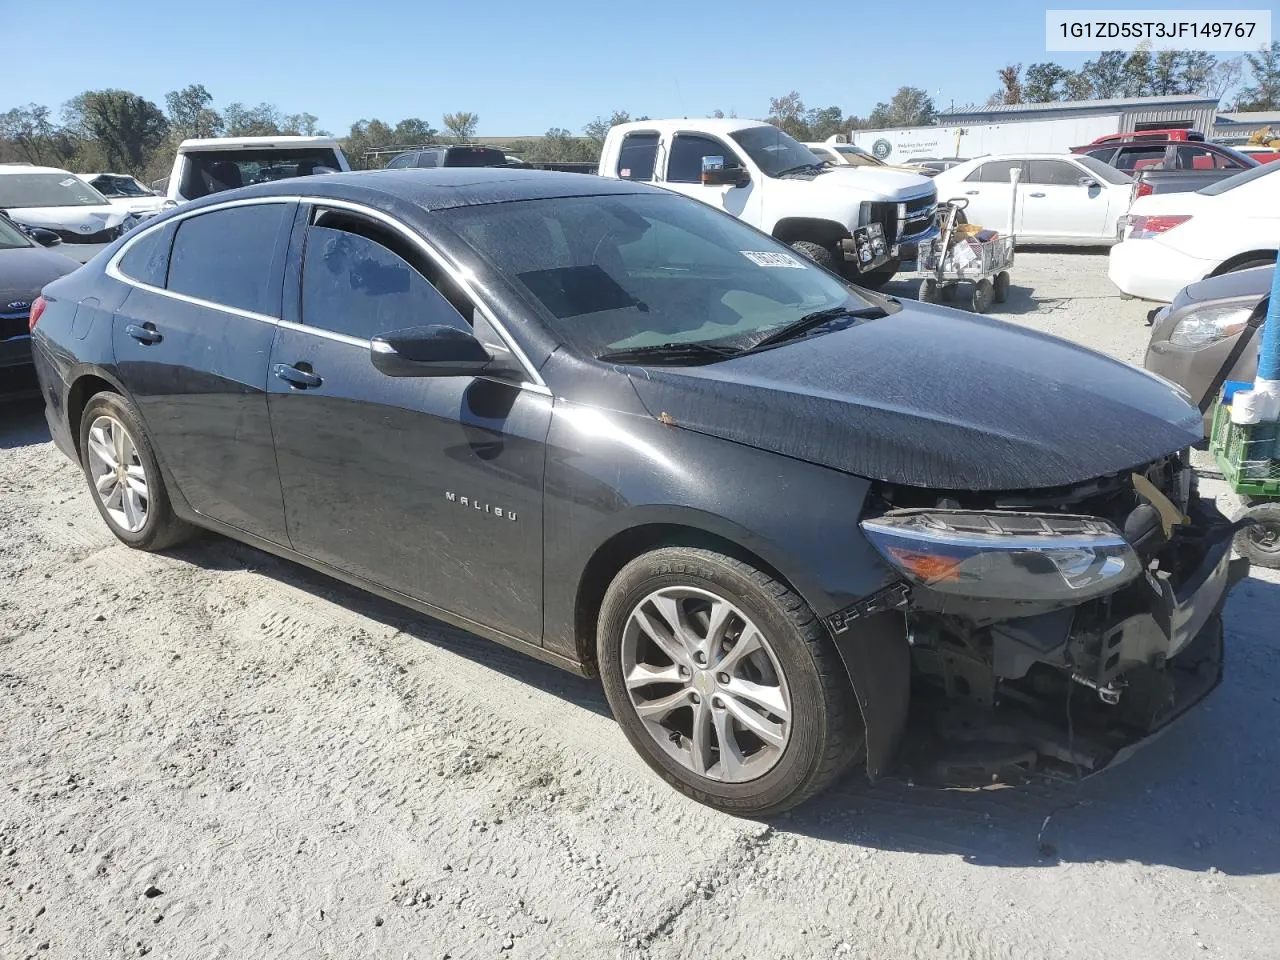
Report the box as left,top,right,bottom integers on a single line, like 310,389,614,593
1109,162,1279,302
78,172,167,218
0,164,136,244
930,153,1133,244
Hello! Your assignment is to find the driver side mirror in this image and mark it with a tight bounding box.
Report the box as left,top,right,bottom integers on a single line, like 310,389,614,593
1078,176,1100,188
28,227,62,247
701,155,750,187
370,324,517,379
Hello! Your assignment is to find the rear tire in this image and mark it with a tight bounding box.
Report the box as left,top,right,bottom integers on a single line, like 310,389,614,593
1218,255,1276,277
1234,502,1280,569
79,391,196,551
597,547,865,816
971,278,994,314
918,279,938,304
993,271,1011,303
789,240,836,271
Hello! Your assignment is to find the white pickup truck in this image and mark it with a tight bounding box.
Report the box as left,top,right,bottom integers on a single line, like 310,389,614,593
157,135,351,205
597,119,938,287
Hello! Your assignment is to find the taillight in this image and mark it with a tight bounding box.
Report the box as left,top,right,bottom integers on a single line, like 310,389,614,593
1126,215,1191,239
1134,181,1153,199
28,295,47,333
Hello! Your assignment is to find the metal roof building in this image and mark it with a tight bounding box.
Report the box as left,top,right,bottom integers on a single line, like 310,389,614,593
938,95,1220,135
1213,111,1280,143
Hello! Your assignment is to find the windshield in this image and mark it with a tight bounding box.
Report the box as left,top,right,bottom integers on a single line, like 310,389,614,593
441,192,869,357
1199,160,1279,196
0,216,33,249
729,127,823,177
1074,155,1132,184
178,148,340,199
835,146,882,167
443,147,508,167
0,173,109,208
89,174,152,198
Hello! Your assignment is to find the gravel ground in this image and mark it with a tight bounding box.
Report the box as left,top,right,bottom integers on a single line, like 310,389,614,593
3,251,1279,960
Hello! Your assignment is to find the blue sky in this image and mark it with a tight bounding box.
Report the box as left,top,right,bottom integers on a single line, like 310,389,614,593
5,0,1260,135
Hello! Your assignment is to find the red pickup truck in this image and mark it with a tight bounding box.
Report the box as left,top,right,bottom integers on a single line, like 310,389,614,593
1073,129,1206,148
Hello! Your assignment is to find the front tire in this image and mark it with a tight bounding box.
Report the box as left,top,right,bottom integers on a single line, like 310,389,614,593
597,547,864,816
79,391,195,551
852,260,900,290
789,240,836,271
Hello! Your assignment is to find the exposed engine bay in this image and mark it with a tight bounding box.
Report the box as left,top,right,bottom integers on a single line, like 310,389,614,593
840,451,1250,784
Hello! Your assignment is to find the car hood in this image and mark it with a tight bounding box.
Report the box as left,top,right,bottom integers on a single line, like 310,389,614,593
3,204,127,233
1181,264,1273,304
0,245,81,304
624,304,1203,491
815,165,935,198
102,196,166,215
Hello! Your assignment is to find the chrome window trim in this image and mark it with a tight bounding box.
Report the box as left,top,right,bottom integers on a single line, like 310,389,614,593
104,193,550,394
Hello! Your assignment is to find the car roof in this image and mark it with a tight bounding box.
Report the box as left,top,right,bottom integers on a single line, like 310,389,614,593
609,118,773,137
177,136,341,152
171,167,662,214
0,163,78,176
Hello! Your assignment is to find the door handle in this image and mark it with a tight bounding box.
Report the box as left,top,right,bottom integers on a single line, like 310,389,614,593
964,190,980,195
1030,192,1046,198
273,363,322,389
125,322,162,345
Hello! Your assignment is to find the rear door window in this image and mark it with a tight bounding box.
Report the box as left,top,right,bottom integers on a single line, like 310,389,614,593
385,153,415,169
1175,145,1247,170
167,203,288,315
966,159,1023,183
1026,160,1084,186
616,132,659,180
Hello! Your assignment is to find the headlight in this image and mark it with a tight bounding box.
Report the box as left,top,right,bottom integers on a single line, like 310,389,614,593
120,214,140,233
1169,304,1253,347
860,509,1142,602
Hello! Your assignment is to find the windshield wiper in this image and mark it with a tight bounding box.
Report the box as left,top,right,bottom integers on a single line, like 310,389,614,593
596,341,743,366
743,306,886,353
774,163,826,177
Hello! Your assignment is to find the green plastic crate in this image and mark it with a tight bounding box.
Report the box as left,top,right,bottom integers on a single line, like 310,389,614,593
1210,397,1280,498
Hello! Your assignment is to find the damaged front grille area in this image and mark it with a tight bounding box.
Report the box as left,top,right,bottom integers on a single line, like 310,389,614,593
850,450,1242,783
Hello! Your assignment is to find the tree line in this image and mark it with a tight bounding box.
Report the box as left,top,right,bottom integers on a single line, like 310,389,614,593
2,45,1277,181
986,42,1279,110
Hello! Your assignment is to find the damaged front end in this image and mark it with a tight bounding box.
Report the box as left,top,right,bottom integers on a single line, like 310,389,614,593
835,452,1250,783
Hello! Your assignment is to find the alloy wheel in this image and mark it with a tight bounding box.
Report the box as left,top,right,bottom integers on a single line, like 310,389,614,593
86,415,149,533
620,586,792,783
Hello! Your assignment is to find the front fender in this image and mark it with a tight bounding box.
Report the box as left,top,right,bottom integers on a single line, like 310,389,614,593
541,396,895,661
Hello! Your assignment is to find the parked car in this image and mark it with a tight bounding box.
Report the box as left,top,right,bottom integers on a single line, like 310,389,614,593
909,158,968,175
384,145,511,169
164,136,350,204
1144,265,1269,431
1109,163,1280,302
0,212,80,376
79,172,166,218
802,141,943,177
0,164,139,243
31,169,1244,813
1234,144,1280,164
599,119,938,287
1073,140,1257,201
931,153,1132,244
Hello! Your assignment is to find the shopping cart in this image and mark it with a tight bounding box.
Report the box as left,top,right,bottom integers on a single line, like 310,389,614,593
1209,392,1280,568
915,199,1014,314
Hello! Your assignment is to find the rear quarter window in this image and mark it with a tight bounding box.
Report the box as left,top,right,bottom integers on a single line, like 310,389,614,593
116,223,176,287
166,204,288,315
616,132,659,180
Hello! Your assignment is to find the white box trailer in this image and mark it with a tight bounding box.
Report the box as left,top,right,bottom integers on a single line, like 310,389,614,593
851,115,1123,162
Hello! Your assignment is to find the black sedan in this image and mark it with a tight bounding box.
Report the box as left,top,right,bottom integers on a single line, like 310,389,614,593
31,169,1246,813
1,213,80,382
